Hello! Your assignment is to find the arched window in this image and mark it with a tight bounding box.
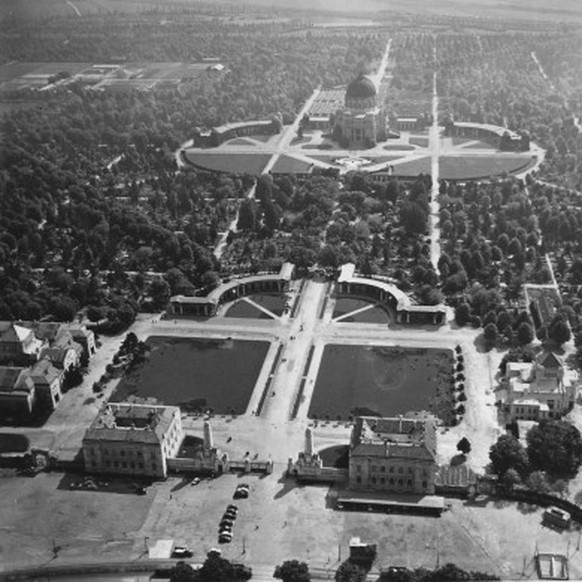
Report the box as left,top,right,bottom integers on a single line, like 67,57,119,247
356,476,362,484
371,477,377,485
380,477,385,485
389,478,394,486
398,478,403,487
422,480,427,489
407,479,412,487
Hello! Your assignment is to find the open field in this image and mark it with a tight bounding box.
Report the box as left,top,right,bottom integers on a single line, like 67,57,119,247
439,154,536,180
183,152,271,175
1,467,580,579
308,345,454,421
110,337,270,415
0,61,210,93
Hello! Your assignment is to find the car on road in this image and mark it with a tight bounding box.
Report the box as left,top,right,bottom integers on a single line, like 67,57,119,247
226,504,238,513
190,477,201,486
218,532,232,543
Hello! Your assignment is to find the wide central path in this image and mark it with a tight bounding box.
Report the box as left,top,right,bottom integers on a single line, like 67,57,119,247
429,67,442,273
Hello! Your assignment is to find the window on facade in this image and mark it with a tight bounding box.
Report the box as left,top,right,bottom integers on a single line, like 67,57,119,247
138,462,144,469
398,478,403,486
407,479,412,487
398,467,403,474
113,461,118,468
92,461,96,467
137,451,143,458
408,467,413,474
356,465,361,473
356,476,361,484
152,463,157,471
381,466,386,473
122,461,127,468
371,477,377,484
120,450,125,457
389,478,394,486
105,461,111,468
389,466,394,473
380,477,385,485
422,480,427,488
130,462,135,469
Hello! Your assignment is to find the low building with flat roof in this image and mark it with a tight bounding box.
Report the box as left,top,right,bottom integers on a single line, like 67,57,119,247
82,403,183,478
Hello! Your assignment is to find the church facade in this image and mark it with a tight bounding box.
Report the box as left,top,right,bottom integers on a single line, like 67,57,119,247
333,72,386,148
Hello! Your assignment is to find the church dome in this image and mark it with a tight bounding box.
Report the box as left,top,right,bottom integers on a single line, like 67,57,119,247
345,73,377,101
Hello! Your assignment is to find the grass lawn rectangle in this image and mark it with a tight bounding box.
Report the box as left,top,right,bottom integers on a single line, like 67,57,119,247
271,155,315,174
309,345,454,421
392,156,431,176
111,337,270,414
184,152,271,174
333,298,390,324
439,154,534,180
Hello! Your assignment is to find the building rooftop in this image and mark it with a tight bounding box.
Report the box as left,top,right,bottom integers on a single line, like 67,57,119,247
84,403,179,444
345,72,377,100
0,367,34,394
351,416,437,461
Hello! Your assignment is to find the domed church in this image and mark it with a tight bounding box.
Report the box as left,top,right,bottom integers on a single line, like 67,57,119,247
333,72,387,148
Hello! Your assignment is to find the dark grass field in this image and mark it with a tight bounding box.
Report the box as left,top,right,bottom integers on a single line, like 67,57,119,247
333,298,390,324
184,152,271,175
439,154,535,180
111,336,270,414
309,345,454,420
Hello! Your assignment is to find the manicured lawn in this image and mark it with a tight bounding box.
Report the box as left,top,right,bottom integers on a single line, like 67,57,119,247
183,152,271,174
0,433,29,453
383,143,416,151
225,299,275,319
309,345,454,421
333,298,390,324
409,136,429,147
392,156,431,176
271,155,315,174
439,154,534,180
111,337,270,414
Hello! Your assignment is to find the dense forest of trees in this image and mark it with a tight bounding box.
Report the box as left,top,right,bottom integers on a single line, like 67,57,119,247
0,13,384,322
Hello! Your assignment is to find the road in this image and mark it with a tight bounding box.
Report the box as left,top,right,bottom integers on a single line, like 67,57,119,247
429,68,441,274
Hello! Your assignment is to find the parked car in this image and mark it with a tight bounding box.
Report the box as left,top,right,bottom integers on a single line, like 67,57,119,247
172,546,193,558
226,504,238,513
544,506,571,529
190,477,201,486
233,484,250,499
218,532,232,543
220,518,235,528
